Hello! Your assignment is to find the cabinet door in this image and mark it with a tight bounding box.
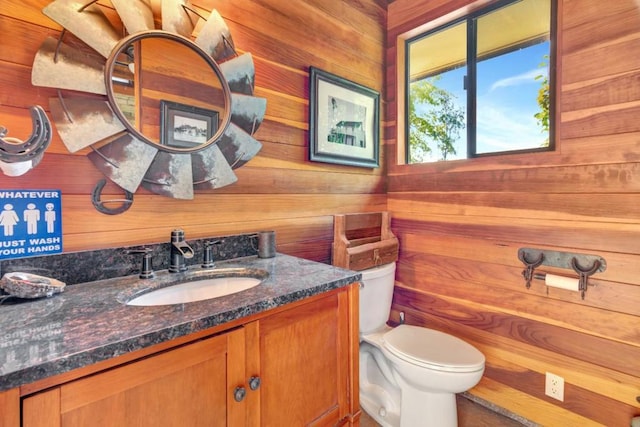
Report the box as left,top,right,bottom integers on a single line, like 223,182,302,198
23,329,246,427
255,290,352,426
0,388,19,427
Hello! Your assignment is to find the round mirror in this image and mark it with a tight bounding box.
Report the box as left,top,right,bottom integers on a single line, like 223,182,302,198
105,30,232,154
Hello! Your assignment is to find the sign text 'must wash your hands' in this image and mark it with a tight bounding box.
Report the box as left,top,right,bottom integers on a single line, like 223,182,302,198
0,190,63,260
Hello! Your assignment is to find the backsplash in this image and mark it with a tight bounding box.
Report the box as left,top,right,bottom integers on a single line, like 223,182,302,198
0,233,259,286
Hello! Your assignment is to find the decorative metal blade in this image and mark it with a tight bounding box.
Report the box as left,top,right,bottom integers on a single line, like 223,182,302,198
220,53,255,95
230,94,267,135
32,37,106,95
192,143,237,190
194,9,235,62
142,152,194,199
217,122,262,169
43,0,120,58
110,0,155,35
87,134,158,193
49,97,126,152
162,0,195,37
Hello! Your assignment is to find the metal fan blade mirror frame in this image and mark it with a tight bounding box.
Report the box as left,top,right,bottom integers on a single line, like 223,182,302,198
32,0,266,203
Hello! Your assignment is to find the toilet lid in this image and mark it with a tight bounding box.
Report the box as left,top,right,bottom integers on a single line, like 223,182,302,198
382,325,485,373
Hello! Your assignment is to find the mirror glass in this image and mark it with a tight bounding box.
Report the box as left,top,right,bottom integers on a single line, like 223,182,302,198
106,31,231,153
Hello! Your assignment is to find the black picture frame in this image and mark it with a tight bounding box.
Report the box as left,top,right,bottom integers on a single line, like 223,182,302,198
160,100,219,149
308,67,380,168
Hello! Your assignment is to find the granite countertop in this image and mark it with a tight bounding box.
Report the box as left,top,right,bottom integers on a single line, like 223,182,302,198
0,254,360,392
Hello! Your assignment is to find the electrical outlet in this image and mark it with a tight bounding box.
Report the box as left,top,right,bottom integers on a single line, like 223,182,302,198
545,372,564,401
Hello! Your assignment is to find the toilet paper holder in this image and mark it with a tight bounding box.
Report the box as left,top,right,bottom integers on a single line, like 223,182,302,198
518,248,606,299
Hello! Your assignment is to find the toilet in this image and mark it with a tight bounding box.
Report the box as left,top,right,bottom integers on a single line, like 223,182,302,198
359,262,485,427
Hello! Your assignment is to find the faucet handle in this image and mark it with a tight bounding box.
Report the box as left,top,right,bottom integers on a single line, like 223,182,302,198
128,248,154,279
202,240,222,268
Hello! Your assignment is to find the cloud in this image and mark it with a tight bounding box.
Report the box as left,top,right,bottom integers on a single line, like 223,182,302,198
475,102,545,152
490,68,547,92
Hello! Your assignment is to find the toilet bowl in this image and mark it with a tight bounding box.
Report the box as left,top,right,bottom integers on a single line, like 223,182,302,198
359,263,485,427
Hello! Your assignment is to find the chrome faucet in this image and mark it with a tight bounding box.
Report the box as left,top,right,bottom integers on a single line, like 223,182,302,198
169,229,194,272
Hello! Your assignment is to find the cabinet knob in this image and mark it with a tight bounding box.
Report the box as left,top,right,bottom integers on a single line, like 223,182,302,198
249,376,261,391
233,386,246,402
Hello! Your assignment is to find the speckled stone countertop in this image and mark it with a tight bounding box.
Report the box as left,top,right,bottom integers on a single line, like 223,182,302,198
0,253,360,392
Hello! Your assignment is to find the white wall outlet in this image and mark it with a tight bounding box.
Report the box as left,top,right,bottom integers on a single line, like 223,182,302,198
545,372,565,401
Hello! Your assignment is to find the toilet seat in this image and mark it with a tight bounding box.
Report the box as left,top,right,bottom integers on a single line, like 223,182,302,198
382,325,485,373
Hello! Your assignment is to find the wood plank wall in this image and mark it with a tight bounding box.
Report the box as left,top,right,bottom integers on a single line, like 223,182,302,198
0,0,387,263
386,0,640,425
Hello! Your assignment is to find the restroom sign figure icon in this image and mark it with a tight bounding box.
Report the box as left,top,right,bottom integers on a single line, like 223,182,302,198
0,190,63,260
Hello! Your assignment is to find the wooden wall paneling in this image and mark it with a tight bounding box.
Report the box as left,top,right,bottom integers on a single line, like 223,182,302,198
390,292,639,426
561,30,640,83
561,104,640,140
0,15,59,66
390,211,640,255
0,0,387,259
209,4,385,89
228,168,385,194
396,249,640,317
386,0,640,424
561,71,640,112
389,191,640,223
395,252,640,342
61,194,387,252
0,62,51,108
391,212,640,284
472,376,602,427
1,0,61,29
252,120,306,146
59,194,387,234
387,163,640,193
558,133,640,165
0,388,19,427
561,1,640,54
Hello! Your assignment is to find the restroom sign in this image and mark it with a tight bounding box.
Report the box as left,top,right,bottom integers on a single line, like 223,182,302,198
0,190,63,260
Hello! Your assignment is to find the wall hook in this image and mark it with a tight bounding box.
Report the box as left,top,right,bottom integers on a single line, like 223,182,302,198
518,250,544,289
0,106,52,176
91,179,134,215
571,257,601,299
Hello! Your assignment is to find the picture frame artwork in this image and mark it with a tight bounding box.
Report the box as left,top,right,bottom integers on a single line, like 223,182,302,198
309,67,380,168
160,100,219,149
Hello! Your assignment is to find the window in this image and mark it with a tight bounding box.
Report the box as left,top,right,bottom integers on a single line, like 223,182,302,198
405,0,555,163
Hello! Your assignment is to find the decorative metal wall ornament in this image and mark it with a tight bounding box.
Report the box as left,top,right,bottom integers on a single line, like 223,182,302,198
0,106,53,177
31,0,266,200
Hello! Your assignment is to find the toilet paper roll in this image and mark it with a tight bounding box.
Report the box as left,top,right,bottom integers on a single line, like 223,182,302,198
545,274,580,291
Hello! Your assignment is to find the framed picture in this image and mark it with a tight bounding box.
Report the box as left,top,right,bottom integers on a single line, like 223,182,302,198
309,67,380,168
160,100,219,149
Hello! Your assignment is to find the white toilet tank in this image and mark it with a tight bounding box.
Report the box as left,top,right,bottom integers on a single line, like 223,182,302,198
359,262,396,335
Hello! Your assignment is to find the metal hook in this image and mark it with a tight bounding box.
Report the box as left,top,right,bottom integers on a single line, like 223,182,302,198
0,106,52,176
518,250,544,289
91,179,134,215
571,257,601,299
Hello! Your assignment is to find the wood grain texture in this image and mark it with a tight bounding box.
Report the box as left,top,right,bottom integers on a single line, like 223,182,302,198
0,388,20,427
0,0,387,260
386,0,640,425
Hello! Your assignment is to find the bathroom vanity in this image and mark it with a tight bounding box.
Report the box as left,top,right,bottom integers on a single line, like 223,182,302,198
0,253,361,426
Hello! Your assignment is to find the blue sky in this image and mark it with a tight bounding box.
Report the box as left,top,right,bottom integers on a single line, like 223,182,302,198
420,41,549,161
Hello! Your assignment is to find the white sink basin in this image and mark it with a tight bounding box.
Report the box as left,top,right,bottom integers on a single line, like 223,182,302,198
127,276,262,306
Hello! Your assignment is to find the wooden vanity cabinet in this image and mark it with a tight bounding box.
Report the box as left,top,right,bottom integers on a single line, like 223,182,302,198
19,284,359,427
23,329,246,427
246,285,355,426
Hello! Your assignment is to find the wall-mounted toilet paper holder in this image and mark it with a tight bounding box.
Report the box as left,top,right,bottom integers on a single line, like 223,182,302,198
518,248,606,299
